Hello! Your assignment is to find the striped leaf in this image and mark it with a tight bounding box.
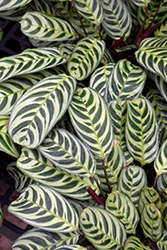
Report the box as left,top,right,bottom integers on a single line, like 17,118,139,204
68,87,114,158
105,59,146,102
108,100,133,164
125,98,159,165
155,19,167,37
102,0,132,40
154,139,167,175
124,236,151,250
7,161,34,193
0,0,31,11
0,7,27,22
101,48,115,64
0,205,3,229
135,37,167,83
12,228,79,250
0,115,20,158
8,74,77,148
68,38,105,80
8,184,79,232
54,245,87,250
89,63,115,97
118,165,148,208
156,173,167,196
162,202,167,229
17,147,99,200
141,203,163,241
72,0,103,26
132,0,150,7
31,0,57,16
96,142,126,191
54,1,71,19
21,11,77,42
125,0,139,25
138,187,163,214
157,231,167,250
80,206,127,250
59,44,75,61
106,191,139,234
67,199,87,216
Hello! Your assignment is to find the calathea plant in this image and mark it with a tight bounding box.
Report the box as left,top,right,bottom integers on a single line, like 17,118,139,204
1,0,167,249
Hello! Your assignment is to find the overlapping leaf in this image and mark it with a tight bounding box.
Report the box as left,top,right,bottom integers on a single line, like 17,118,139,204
132,0,150,7
67,199,87,216
12,228,79,250
125,0,139,25
105,59,146,102
118,165,148,208
80,206,127,250
101,48,115,64
0,7,27,22
0,47,67,82
125,98,159,165
124,236,151,250
54,0,71,19
0,0,31,11
8,184,79,232
155,18,167,37
0,205,3,229
8,74,77,148
102,0,132,39
156,173,167,196
157,231,167,250
106,191,139,234
30,0,57,16
54,245,87,250
68,38,105,80
68,87,114,158
162,202,167,229
154,139,167,175
59,44,75,61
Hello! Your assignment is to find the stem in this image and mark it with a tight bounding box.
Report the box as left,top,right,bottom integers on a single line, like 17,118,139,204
153,175,158,189
87,187,104,205
86,246,94,250
102,159,112,193
93,176,106,199
72,1,87,37
28,3,38,11
77,229,84,235
134,7,148,45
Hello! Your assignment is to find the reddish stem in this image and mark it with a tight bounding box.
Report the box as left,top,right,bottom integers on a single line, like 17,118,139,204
102,159,112,193
153,175,158,189
87,187,104,205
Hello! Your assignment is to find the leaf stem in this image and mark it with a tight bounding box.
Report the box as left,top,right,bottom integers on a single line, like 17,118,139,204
93,176,106,199
134,7,148,45
28,3,38,11
87,187,104,205
153,175,158,189
77,229,84,235
102,159,112,193
72,1,87,37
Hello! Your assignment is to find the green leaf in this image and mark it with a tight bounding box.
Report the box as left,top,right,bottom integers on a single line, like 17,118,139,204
132,0,150,7
162,202,167,230
141,203,163,242
0,115,20,158
0,7,27,21
156,173,167,196
54,245,87,250
157,231,167,250
154,139,167,175
59,43,75,61
12,228,79,250
118,165,148,208
68,37,105,80
101,48,115,64
30,0,57,16
105,59,146,102
0,205,3,229
8,74,76,148
67,199,87,216
125,0,139,25
80,206,127,250
17,147,99,200
106,190,139,234
125,98,159,165
68,87,114,158
0,26,3,41
124,236,151,250
154,18,167,37
138,187,163,214
8,184,79,232
21,11,77,42
54,0,71,19
0,47,67,82
0,0,31,11
102,0,132,40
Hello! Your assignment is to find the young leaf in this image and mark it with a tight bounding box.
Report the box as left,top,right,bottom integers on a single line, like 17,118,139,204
154,139,167,175
157,231,167,250
0,0,31,11
8,184,79,233
124,236,151,250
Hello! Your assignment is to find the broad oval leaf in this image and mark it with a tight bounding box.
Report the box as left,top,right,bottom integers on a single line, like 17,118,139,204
0,47,67,82
8,184,79,232
124,236,151,250
106,191,139,234
102,0,132,40
154,139,167,175
68,87,114,158
21,11,77,42
125,98,159,165
132,0,150,7
12,228,79,250
118,165,148,208
156,173,167,197
0,7,27,22
157,231,167,250
80,206,127,250
141,203,163,242
30,0,57,16
162,202,167,230
8,74,77,148
0,0,31,11
68,38,105,80
105,59,146,102
0,205,3,229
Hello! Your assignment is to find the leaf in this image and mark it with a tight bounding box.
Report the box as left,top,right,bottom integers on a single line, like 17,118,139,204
12,228,79,250
54,0,71,19
132,0,150,7
67,199,87,216
54,245,87,250
8,74,77,148
68,87,114,158
21,11,77,42
89,63,115,97
125,98,159,165
154,18,167,37
118,165,148,208
154,139,167,175
0,7,27,22
156,173,167,195
30,0,57,16
101,48,115,64
102,0,132,40
17,147,99,200
0,47,67,82
68,37,105,80
59,43,75,61
80,206,127,250
72,0,103,26
0,205,3,229
0,0,31,11
105,59,146,102
124,236,151,250
0,115,20,158
141,203,163,242
0,26,3,41
138,187,163,214
8,184,79,233
157,231,167,250
106,191,139,234
162,202,167,230
125,0,139,25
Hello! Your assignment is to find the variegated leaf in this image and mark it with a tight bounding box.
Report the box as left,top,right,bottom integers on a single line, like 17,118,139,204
156,173,167,196
54,245,87,250
126,98,159,165
154,139,167,175
68,38,105,80
157,231,167,250
8,184,79,232
59,43,75,61
162,202,167,230
106,191,139,234
125,0,139,25
132,0,150,7
80,206,127,250
0,7,27,22
118,165,148,208
31,0,57,15
155,18,167,37
0,0,31,11
0,205,3,229
68,87,114,158
0,47,67,82
67,199,87,216
124,236,151,250
54,0,71,19
101,48,115,64
8,75,76,148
